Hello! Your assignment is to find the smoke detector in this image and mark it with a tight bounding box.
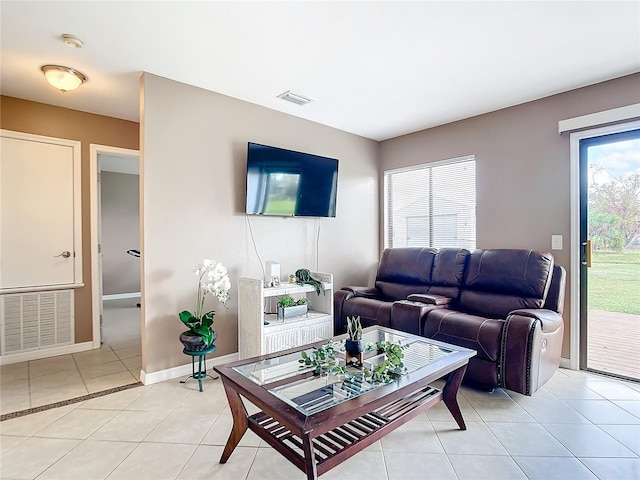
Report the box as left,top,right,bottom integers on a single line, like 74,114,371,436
62,34,83,49
277,91,313,106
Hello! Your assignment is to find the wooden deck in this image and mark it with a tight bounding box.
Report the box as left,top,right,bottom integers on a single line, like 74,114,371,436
587,310,640,380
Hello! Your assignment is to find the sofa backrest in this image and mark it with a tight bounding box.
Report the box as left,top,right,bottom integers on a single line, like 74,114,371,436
543,264,566,314
375,247,437,300
458,249,554,318
429,248,470,299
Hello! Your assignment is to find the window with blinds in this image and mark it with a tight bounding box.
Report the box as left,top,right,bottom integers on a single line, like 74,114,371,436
384,155,476,249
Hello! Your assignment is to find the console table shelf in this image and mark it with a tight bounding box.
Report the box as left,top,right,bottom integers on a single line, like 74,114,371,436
238,273,334,359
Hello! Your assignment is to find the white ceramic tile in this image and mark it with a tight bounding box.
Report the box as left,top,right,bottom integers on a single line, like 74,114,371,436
543,423,637,457
201,413,262,447
73,348,119,366
0,404,79,436
380,418,444,454
0,436,80,479
29,355,78,378
84,370,138,393
563,399,640,424
106,442,196,480
432,421,508,455
448,454,527,479
424,395,482,422
613,400,640,418
579,457,640,480
245,448,307,480
543,378,606,400
585,380,640,400
30,384,89,408
384,452,457,480
0,435,28,453
508,395,591,424
487,422,573,456
77,386,145,410
35,408,118,439
321,450,388,480
514,456,598,479
124,383,190,411
77,359,129,380
599,425,640,456
90,410,169,442
144,411,216,444
1,392,31,415
37,439,137,480
177,445,257,480
0,362,29,382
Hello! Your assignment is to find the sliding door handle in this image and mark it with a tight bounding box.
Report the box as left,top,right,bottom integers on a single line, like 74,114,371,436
581,240,592,267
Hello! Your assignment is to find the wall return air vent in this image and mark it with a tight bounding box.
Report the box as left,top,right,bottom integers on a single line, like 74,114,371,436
277,91,313,106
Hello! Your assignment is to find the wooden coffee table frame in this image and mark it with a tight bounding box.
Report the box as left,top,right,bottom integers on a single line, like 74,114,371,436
214,327,475,480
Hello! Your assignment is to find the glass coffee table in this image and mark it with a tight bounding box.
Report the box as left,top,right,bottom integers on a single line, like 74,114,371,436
214,326,476,480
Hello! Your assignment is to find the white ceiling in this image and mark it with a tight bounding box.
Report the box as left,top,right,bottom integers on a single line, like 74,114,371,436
1,1,639,141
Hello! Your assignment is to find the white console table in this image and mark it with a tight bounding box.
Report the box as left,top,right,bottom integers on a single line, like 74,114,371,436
237,272,334,359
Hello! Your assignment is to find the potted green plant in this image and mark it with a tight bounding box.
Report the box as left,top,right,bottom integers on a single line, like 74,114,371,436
345,316,364,356
179,259,231,351
277,295,308,319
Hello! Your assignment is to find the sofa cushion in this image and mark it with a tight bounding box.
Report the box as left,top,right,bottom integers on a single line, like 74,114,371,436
459,249,553,318
428,248,470,298
343,297,391,328
422,309,505,362
375,247,437,300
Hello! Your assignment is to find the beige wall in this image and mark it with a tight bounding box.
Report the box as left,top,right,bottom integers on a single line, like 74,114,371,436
101,171,141,295
379,72,640,357
0,96,139,342
140,74,379,375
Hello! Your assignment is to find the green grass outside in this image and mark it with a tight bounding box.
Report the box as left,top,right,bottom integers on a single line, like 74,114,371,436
588,249,640,314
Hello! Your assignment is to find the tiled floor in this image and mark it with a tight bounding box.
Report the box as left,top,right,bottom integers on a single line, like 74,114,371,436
0,367,638,479
0,299,141,416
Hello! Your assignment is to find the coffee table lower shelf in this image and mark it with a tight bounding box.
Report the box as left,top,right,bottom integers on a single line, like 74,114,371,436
248,384,443,477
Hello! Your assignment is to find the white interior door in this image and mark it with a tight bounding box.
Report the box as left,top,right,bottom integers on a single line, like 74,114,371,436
0,131,81,289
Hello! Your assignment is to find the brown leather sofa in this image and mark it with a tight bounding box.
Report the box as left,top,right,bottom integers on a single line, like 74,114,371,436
334,247,566,395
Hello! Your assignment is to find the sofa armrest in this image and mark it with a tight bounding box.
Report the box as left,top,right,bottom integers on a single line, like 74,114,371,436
508,309,564,334
334,289,355,334
407,293,452,305
500,309,564,395
342,286,381,299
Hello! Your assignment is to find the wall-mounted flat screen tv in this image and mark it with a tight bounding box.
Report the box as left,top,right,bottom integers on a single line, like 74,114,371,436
245,142,338,217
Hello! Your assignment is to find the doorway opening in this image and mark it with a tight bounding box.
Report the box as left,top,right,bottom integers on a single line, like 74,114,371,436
90,145,141,382
579,128,640,381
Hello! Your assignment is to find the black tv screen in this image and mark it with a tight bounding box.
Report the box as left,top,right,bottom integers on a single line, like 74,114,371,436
245,142,338,217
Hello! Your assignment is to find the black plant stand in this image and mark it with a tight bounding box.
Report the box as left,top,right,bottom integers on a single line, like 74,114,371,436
180,345,218,392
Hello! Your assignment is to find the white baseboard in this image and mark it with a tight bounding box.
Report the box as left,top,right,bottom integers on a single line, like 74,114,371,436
0,341,95,365
140,351,239,385
103,292,141,301
559,357,573,369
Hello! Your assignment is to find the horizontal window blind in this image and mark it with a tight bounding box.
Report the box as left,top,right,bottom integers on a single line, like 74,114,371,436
384,156,476,249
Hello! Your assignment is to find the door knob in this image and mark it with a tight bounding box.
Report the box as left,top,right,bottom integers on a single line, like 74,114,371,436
55,251,71,258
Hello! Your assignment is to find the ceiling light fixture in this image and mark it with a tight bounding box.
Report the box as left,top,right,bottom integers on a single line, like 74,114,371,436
61,34,83,49
41,65,87,93
277,91,313,106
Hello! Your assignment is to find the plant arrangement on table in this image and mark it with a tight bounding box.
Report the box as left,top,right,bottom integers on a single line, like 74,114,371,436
277,295,308,319
299,336,409,384
345,316,364,355
179,259,231,352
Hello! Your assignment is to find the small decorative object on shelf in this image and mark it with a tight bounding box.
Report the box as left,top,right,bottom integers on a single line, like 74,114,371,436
277,295,308,320
345,316,364,364
295,268,325,295
289,274,297,284
179,259,231,351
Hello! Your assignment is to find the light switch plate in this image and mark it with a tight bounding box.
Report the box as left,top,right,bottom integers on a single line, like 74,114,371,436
551,234,563,250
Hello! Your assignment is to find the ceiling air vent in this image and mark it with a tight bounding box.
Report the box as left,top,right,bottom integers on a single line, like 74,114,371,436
277,91,313,106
